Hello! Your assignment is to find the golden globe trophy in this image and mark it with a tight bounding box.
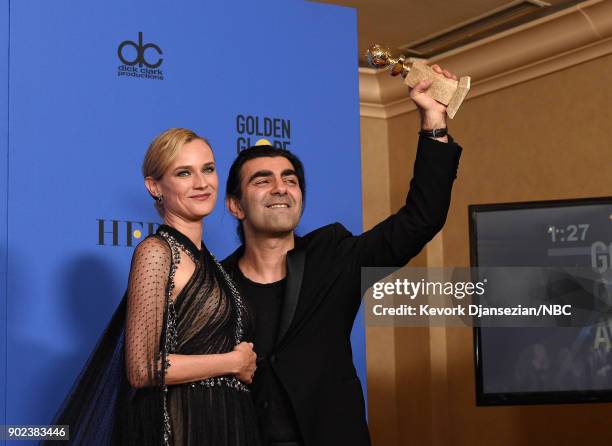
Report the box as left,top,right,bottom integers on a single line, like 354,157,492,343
366,44,470,119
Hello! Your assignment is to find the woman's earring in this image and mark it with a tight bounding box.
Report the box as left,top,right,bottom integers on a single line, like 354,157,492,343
156,193,163,204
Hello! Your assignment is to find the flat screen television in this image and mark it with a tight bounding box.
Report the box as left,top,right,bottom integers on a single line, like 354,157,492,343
469,197,612,405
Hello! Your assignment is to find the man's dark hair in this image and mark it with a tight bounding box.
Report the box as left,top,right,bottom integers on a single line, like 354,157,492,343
226,145,306,244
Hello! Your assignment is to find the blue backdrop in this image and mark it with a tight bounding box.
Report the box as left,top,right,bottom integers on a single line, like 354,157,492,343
1,0,8,434
1,0,364,439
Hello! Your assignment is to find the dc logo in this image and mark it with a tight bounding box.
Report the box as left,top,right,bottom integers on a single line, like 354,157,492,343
118,32,163,68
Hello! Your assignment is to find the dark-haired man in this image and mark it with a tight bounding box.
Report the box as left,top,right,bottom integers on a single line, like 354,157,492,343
222,67,462,446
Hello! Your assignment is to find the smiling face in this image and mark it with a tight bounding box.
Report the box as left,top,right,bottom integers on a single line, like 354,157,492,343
228,156,303,239
145,138,218,221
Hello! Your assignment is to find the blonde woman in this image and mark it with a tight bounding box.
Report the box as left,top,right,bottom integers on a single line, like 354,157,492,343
47,129,261,446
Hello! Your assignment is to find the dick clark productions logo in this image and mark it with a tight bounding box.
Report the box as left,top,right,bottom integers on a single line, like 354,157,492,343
117,32,164,80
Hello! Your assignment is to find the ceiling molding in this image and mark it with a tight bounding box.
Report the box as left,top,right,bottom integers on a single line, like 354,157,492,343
398,0,552,58
360,0,612,119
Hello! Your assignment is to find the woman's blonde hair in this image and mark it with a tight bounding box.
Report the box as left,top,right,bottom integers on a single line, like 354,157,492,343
142,127,211,215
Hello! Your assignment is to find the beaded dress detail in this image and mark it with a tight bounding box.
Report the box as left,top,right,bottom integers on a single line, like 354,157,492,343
44,225,261,446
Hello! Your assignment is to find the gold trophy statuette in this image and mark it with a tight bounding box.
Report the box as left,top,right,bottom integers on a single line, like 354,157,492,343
367,44,470,119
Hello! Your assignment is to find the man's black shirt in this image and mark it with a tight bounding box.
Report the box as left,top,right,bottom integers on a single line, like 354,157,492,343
234,269,302,443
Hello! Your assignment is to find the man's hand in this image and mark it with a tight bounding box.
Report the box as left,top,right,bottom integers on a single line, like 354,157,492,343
409,64,458,138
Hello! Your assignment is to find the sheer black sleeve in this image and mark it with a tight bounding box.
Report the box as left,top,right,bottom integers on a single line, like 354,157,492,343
125,236,172,388
42,236,172,445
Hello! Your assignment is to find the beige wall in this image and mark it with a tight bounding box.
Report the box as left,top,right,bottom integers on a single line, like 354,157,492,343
362,53,612,445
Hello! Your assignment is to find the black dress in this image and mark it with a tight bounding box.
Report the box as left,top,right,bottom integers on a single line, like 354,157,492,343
45,224,261,446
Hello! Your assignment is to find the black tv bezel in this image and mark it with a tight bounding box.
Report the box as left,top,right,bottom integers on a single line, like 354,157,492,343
468,196,612,406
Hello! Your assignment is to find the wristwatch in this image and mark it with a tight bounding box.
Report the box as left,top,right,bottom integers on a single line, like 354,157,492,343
419,127,448,139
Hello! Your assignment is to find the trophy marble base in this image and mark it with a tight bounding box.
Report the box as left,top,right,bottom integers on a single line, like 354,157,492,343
404,62,471,119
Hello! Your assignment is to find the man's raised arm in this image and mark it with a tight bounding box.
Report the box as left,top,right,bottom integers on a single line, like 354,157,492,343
337,64,463,270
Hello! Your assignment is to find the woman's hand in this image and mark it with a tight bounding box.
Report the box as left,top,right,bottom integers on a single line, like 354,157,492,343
231,342,257,384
